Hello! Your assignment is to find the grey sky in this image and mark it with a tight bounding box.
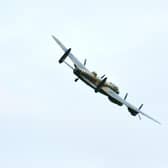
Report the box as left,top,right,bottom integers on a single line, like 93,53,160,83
0,0,168,168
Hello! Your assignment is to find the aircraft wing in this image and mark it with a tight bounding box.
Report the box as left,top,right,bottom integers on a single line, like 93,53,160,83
103,87,161,125
52,35,88,71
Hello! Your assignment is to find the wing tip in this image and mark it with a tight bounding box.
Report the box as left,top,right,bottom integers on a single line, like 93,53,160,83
51,35,57,41
140,111,161,125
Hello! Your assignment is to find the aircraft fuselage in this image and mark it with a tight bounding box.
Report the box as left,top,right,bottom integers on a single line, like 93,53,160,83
73,67,119,95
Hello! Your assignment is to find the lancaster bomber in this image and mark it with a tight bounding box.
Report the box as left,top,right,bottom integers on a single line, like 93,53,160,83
52,35,161,125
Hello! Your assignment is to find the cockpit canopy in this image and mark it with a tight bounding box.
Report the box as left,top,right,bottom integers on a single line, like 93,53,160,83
92,71,97,77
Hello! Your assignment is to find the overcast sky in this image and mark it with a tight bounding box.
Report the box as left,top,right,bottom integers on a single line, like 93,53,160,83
0,0,168,168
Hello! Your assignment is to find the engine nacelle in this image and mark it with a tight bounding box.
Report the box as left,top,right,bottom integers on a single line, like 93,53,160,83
108,96,123,106
128,108,139,116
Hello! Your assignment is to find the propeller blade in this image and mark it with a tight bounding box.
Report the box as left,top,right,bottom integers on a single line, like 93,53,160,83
101,74,106,79
138,104,143,120
138,104,143,110
84,59,87,66
74,78,79,82
124,93,128,100
138,114,142,120
95,77,107,93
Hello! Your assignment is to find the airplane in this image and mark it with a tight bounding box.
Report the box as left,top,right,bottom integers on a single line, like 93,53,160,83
52,35,161,125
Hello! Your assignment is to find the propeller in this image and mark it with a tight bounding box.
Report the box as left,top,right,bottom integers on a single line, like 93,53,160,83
84,59,87,66
138,114,142,120
74,64,79,82
74,78,79,82
101,74,106,79
138,104,143,120
124,93,128,100
138,104,143,110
